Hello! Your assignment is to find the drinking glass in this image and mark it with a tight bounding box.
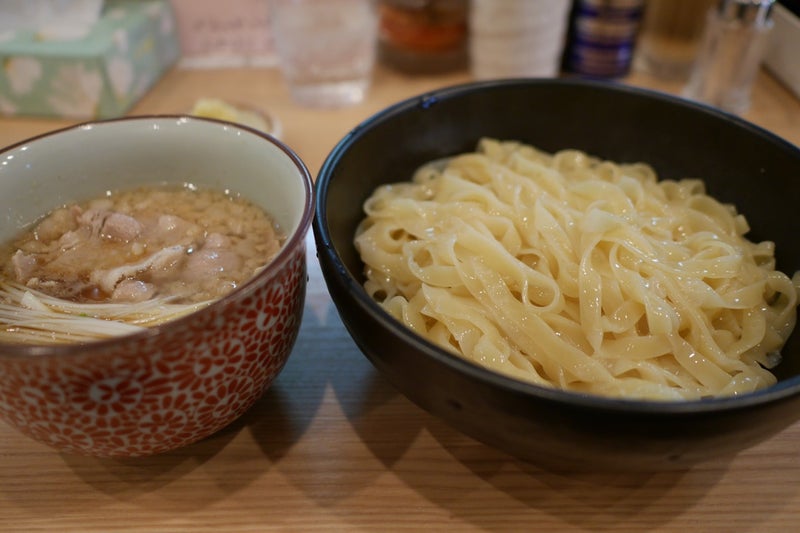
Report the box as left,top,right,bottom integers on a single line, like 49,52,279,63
269,0,378,107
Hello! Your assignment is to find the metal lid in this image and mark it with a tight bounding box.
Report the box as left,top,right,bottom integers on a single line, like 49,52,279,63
718,0,776,26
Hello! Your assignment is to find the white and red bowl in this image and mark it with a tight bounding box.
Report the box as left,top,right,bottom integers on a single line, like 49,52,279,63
0,116,314,457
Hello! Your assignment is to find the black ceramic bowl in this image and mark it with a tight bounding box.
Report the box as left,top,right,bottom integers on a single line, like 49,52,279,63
313,78,800,470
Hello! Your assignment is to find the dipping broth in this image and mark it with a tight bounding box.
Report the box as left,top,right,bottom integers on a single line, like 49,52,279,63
0,184,284,344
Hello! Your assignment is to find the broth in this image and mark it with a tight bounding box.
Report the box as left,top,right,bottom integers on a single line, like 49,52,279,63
1,185,284,305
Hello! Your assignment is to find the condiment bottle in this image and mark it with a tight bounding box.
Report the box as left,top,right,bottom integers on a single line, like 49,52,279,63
563,0,645,79
633,0,719,81
682,0,776,114
376,0,468,74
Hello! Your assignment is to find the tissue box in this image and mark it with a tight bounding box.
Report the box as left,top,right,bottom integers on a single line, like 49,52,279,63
171,0,277,68
0,0,180,119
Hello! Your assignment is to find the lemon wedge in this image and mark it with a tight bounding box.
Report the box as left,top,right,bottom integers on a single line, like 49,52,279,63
189,98,276,135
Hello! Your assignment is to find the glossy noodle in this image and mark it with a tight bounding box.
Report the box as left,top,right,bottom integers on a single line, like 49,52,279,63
354,139,800,400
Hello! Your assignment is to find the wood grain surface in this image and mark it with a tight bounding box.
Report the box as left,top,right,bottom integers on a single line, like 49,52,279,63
1,65,799,532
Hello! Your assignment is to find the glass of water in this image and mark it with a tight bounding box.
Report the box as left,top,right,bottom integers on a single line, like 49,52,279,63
269,0,378,108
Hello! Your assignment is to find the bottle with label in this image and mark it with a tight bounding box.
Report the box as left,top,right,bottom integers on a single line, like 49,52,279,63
376,0,468,74
563,0,645,78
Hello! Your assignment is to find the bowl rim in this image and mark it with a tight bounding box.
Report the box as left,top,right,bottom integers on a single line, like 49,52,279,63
314,76,800,416
0,114,315,358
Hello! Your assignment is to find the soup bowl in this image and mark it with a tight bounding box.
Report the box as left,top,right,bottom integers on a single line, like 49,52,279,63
313,78,800,470
0,116,313,457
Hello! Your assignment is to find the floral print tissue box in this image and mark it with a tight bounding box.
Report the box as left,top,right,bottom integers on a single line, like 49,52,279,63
0,0,180,119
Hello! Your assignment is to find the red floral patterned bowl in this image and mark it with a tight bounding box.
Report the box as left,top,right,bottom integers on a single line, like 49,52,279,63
0,116,314,457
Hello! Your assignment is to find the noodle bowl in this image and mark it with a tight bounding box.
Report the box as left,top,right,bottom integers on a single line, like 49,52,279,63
314,78,800,469
355,139,800,401
0,116,313,457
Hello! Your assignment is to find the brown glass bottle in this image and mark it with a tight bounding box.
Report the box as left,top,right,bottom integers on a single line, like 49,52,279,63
377,0,468,74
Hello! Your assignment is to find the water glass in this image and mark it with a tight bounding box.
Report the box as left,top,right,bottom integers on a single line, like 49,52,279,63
269,0,378,108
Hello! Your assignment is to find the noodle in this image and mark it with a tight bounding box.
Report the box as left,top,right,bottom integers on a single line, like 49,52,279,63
354,139,800,400
0,184,284,345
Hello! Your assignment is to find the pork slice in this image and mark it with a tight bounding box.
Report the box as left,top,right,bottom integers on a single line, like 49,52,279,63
11,250,38,283
58,229,86,251
184,247,242,279
77,209,143,242
139,214,201,251
90,244,185,294
204,232,231,249
77,208,108,236
111,279,156,302
33,207,78,243
156,215,198,238
101,213,142,242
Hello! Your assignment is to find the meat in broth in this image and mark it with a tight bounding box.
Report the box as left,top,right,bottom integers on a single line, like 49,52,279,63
1,185,284,305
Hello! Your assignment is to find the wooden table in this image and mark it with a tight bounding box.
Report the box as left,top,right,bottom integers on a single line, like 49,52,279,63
1,65,799,532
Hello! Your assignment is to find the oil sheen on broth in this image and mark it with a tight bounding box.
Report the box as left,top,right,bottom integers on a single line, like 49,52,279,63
1,185,284,306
